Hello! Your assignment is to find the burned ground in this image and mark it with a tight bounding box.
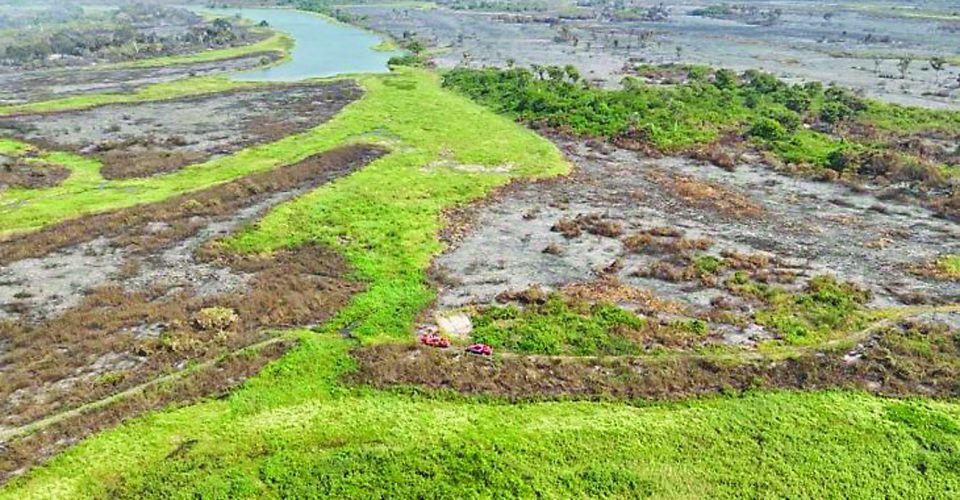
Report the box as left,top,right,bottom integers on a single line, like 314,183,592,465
0,145,385,471
0,80,362,178
0,155,70,190
0,52,281,106
351,2,960,109
432,141,960,323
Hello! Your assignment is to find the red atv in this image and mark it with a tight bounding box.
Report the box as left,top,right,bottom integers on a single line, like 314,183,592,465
465,343,493,356
418,333,451,348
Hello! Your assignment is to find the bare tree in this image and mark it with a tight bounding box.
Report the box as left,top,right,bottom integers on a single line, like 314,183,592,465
897,57,912,79
930,56,947,85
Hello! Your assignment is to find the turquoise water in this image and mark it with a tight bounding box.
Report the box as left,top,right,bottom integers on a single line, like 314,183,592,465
214,8,399,81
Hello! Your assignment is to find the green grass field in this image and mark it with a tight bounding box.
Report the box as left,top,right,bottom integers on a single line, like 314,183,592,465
4,334,960,498
2,61,960,497
940,255,960,278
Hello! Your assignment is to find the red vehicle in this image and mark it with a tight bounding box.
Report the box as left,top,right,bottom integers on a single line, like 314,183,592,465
465,343,493,356
418,333,451,348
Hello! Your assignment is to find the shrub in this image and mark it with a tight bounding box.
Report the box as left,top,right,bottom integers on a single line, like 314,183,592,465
748,117,786,141
940,255,960,277
819,101,854,125
713,68,738,90
764,107,801,131
193,307,239,332
782,86,812,113
827,148,857,172
694,255,726,274
743,70,786,94
388,54,425,68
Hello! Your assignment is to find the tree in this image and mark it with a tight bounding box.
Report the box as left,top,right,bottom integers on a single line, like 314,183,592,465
546,65,565,82
897,57,912,79
714,68,738,90
531,63,545,80
929,57,946,84
404,39,425,56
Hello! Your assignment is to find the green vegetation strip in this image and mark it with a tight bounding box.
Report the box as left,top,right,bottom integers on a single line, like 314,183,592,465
0,76,261,117
102,30,293,70
940,255,960,278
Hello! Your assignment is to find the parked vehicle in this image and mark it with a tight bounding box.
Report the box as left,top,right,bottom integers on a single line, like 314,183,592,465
418,333,451,348
465,343,493,356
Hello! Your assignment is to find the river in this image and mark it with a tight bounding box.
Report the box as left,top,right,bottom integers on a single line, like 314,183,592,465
210,8,400,81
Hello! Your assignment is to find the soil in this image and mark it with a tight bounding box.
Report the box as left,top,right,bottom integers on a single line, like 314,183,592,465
350,1,960,109
0,144,385,438
431,139,960,344
0,80,362,178
0,52,282,106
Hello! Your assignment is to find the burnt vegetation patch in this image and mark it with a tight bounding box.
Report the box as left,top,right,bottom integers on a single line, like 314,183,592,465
0,144,385,264
0,52,284,106
0,339,294,485
349,318,960,401
0,156,70,190
0,145,385,465
0,4,265,69
0,81,364,179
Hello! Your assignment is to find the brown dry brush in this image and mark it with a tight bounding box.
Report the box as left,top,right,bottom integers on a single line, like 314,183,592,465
0,145,383,429
646,169,764,219
0,340,294,485
348,319,960,401
550,213,625,239
0,159,70,189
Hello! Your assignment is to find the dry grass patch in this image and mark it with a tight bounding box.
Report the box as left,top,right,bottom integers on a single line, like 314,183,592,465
647,170,764,218
560,277,687,315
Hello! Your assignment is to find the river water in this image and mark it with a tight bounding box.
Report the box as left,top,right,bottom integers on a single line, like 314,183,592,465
210,8,399,81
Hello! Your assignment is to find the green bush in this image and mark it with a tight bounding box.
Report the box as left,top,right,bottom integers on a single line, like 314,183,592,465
388,54,425,68
471,294,646,356
748,117,787,141
713,68,738,90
